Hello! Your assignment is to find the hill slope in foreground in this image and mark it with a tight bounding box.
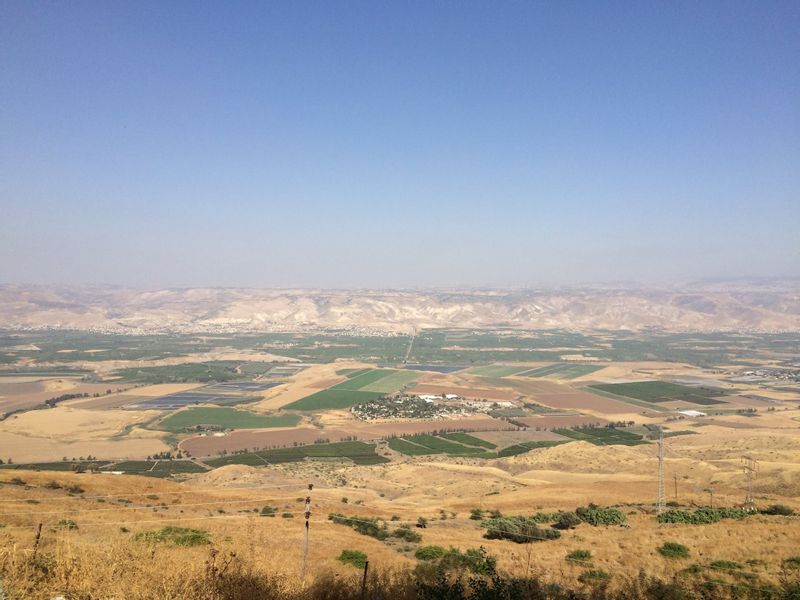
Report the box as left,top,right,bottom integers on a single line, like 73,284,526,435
2,281,799,332
1,418,799,600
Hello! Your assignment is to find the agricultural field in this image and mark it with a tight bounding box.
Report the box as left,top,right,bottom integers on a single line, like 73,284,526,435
156,407,300,433
284,369,419,410
104,460,210,477
466,365,532,377
553,426,648,446
496,440,567,457
518,363,605,379
588,381,729,406
283,389,384,411
387,434,496,457
205,441,389,466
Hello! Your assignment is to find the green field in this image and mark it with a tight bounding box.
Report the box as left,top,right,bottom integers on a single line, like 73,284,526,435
359,370,420,393
157,407,300,432
205,441,389,467
0,460,111,472
466,365,532,377
329,369,397,390
388,434,496,457
553,427,648,446
497,440,567,457
438,432,497,449
335,368,371,377
518,364,604,379
588,381,728,405
112,362,242,384
284,389,384,411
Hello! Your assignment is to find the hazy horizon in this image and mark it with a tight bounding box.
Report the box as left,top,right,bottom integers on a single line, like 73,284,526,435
2,2,798,289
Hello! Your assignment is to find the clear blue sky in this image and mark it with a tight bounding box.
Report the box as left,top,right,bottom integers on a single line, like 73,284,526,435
1,1,798,288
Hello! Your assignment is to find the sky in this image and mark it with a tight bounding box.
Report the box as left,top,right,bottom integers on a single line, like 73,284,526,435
1,1,798,289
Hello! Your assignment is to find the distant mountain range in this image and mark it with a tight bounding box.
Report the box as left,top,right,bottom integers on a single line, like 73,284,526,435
0,282,798,333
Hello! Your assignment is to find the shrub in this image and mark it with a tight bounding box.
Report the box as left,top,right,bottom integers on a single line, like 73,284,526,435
578,569,611,585
337,549,368,569
329,513,389,540
658,542,690,559
8,477,26,486
66,484,84,494
657,507,748,525
437,546,497,575
132,526,210,546
55,519,78,530
44,481,62,490
566,549,592,562
575,504,627,526
281,512,294,518
469,508,484,520
259,506,277,517
341,497,349,504
482,516,561,543
393,525,422,543
554,512,582,530
415,545,446,561
760,504,795,516
709,560,742,571
784,556,800,569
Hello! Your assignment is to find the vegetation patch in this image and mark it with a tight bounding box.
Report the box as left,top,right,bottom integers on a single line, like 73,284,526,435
415,545,446,561
158,407,300,432
656,507,749,525
497,440,566,457
285,389,384,410
554,427,647,446
567,549,593,563
575,504,627,526
588,381,727,406
132,526,211,547
519,364,604,379
337,549,368,568
481,516,561,543
658,542,690,559
438,432,497,449
207,441,389,467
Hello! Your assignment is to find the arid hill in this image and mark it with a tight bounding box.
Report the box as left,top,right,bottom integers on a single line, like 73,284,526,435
0,281,798,333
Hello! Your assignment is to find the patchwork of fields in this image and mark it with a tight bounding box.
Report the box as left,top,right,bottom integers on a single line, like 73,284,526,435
588,381,728,406
284,369,420,410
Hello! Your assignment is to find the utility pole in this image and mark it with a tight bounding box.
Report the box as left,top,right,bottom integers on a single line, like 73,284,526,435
656,428,665,514
673,473,679,500
302,483,313,581
743,456,758,511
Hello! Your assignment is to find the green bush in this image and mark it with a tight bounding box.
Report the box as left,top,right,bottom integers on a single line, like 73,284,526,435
469,508,484,520
438,546,497,575
281,512,294,518
575,504,627,526
658,542,690,559
329,513,389,540
554,512,582,530
566,549,593,562
415,545,446,561
784,556,800,569
578,569,611,584
393,525,422,543
482,516,561,543
760,504,795,516
55,519,78,530
132,526,210,547
657,507,748,524
337,549,368,568
259,505,277,517
709,560,742,571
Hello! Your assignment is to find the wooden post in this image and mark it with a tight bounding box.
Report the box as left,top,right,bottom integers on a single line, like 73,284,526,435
32,522,43,560
360,560,369,599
